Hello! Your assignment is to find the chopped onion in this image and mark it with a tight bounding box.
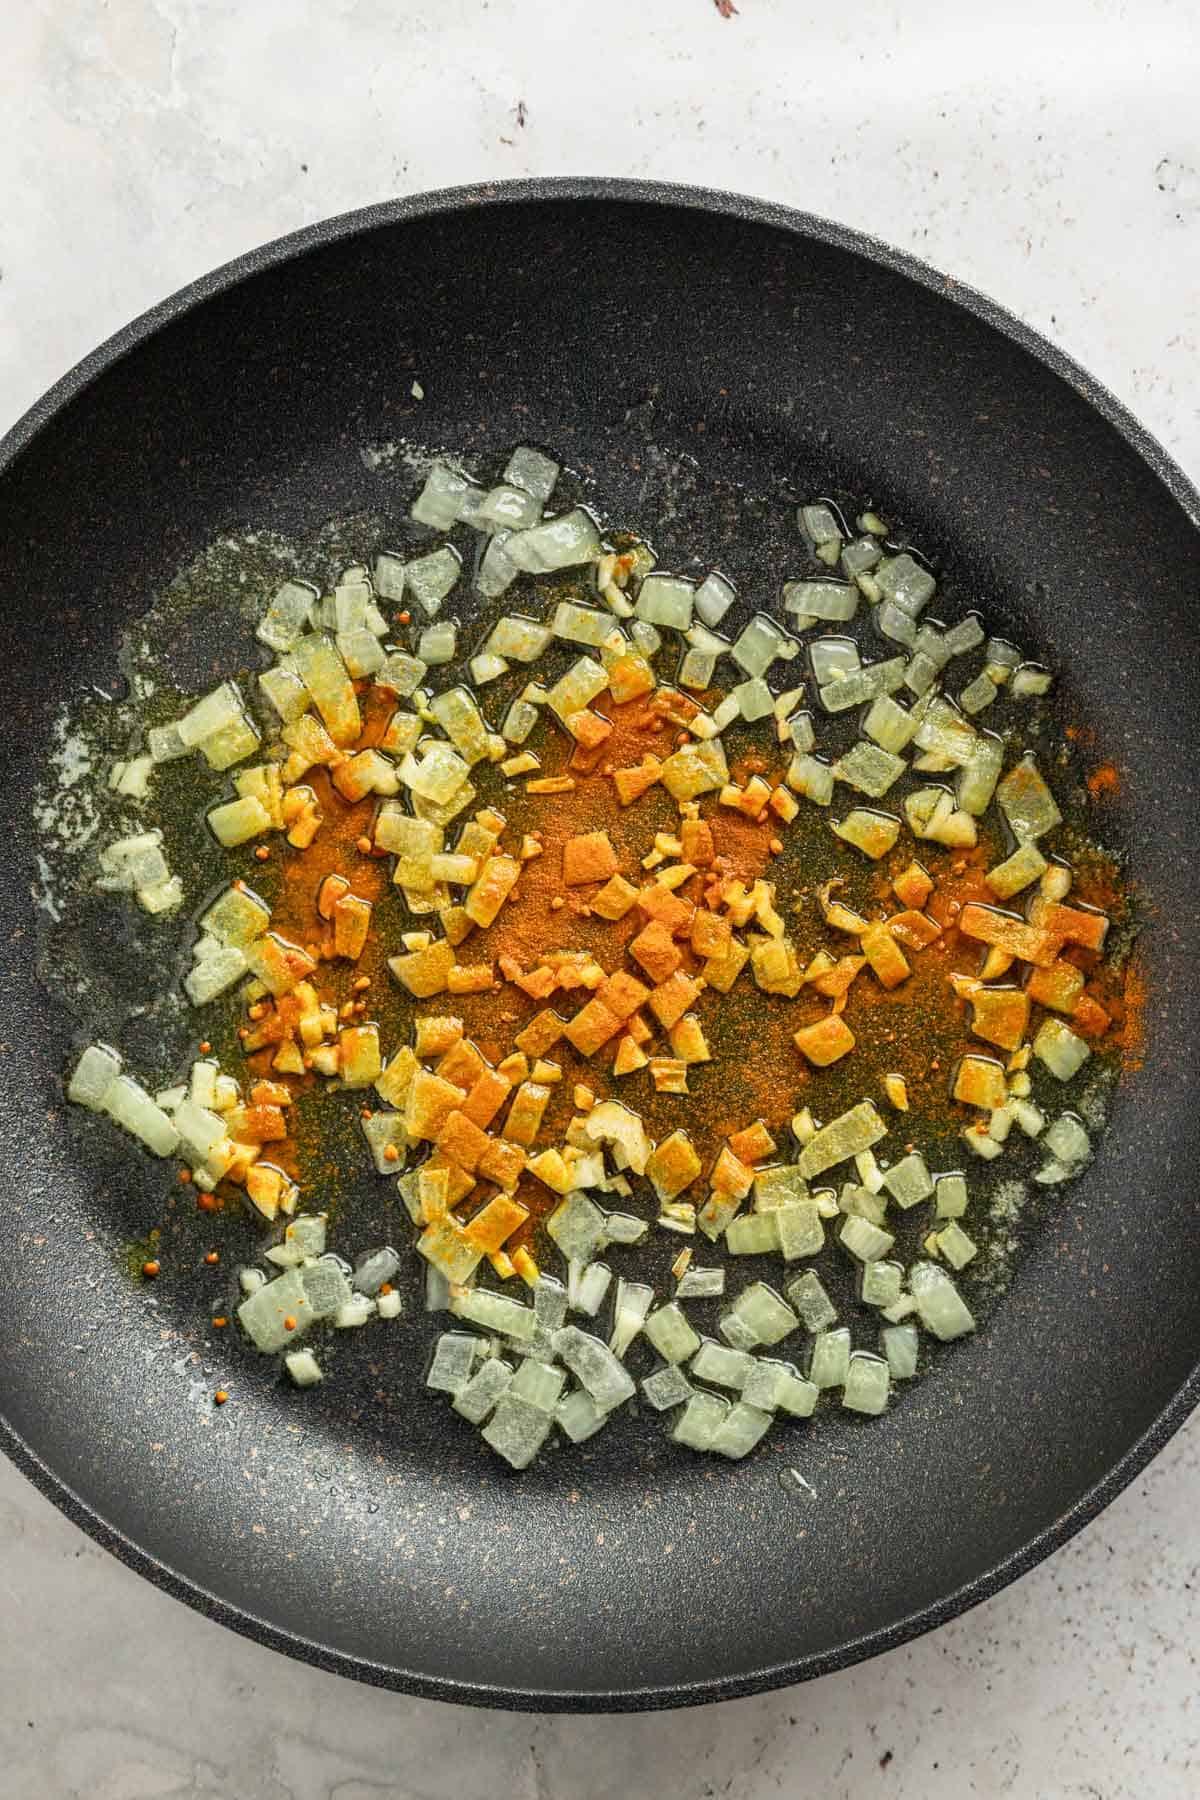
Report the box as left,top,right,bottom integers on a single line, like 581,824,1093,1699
842,1351,890,1415
839,1215,895,1262
641,1364,693,1411
841,536,882,577
102,1075,180,1157
474,484,542,532
731,677,774,722
882,1153,934,1209
552,600,612,647
711,1402,773,1459
910,1261,975,1339
417,621,457,666
732,614,795,677
672,1389,730,1451
453,1357,513,1424
574,1261,613,1317
785,580,857,624
881,1324,918,1379
787,754,834,806
862,693,917,752
608,1279,654,1357
694,571,735,627
488,615,554,662
503,445,560,503
1033,1017,1091,1080
554,1325,637,1409
410,461,477,530
238,1267,313,1352
476,531,519,599
799,503,843,551
797,1101,887,1179
68,1043,122,1111
1043,1112,1090,1165
482,1392,553,1468
935,1173,971,1216
643,1302,701,1364
725,1281,797,1346
996,755,1063,841
450,1287,537,1342
808,1328,851,1388
680,649,717,690
506,508,602,574
860,1259,903,1307
555,1387,608,1443
933,1221,977,1270
874,553,935,616
833,742,906,799
1011,663,1053,698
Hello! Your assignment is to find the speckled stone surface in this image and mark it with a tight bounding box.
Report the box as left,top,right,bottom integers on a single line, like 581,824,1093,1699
2,1,1199,1793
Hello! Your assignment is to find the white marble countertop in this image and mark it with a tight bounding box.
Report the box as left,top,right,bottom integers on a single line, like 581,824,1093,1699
2,2,1198,1794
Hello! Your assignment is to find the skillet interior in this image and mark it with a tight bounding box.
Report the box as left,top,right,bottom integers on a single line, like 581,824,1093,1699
1,183,1198,1708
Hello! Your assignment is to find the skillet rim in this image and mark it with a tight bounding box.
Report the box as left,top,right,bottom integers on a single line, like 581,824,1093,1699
1,176,1197,1711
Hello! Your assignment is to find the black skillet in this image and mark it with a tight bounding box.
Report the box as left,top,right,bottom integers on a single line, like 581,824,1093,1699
1,181,1198,1710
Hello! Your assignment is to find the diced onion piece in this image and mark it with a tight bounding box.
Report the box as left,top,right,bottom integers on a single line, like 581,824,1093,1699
101,1075,180,1157
1011,663,1053,697
834,810,899,856
842,1351,890,1415
1033,1018,1091,1080
488,615,554,662
808,1328,851,1388
673,1389,731,1451
504,445,560,502
176,681,245,749
996,755,1063,841
258,580,317,652
506,508,601,574
184,944,247,1005
417,621,457,666
711,1401,773,1459
785,580,857,623
797,1101,887,1180
635,574,694,630
732,613,794,677
839,1215,895,1262
411,461,477,530
882,1153,933,1209
284,1349,323,1387
732,677,773,721
68,1043,123,1111
933,1221,977,1270
552,600,612,646
1043,1112,1090,1165
555,1324,637,1409
881,1323,918,1379
207,795,271,847
608,1279,655,1357
875,553,935,616
694,571,735,627
799,503,843,551
787,1270,837,1330
147,722,188,762
641,1365,693,1411
239,1268,314,1351
863,693,917,752
377,652,428,698
643,1302,702,1364
910,1261,975,1339
787,754,834,806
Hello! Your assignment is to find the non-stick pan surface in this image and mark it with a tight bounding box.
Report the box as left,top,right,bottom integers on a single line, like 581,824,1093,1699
1,181,1198,1710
